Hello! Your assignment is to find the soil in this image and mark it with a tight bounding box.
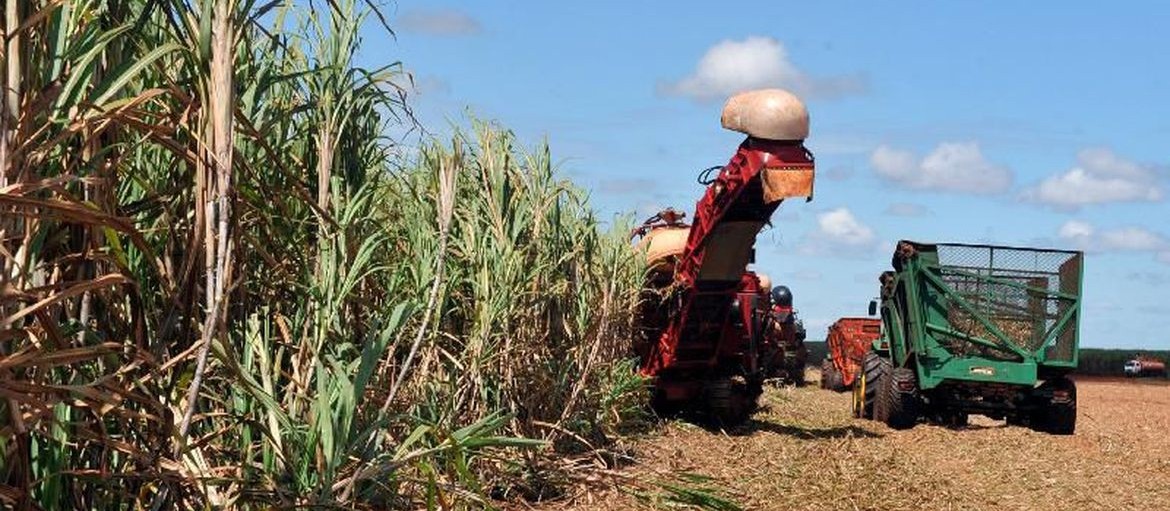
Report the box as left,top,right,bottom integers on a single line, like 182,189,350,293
527,371,1170,511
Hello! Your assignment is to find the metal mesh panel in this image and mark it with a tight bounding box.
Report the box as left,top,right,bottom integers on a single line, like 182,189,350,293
932,244,1081,361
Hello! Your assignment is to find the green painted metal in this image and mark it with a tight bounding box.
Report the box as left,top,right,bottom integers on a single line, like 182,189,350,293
879,241,1083,391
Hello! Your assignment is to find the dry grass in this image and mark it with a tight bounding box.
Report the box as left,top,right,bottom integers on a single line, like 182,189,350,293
530,372,1170,511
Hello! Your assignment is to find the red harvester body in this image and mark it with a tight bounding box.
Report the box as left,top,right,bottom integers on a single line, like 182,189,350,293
821,318,881,391
631,89,816,424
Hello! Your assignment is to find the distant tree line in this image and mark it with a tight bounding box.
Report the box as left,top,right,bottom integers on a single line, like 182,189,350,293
1077,349,1170,377
806,342,1169,378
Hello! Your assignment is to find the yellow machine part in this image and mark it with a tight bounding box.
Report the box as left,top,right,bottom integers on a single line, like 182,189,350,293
636,227,690,269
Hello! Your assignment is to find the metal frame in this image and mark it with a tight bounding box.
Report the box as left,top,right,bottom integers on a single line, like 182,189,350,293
880,240,1083,390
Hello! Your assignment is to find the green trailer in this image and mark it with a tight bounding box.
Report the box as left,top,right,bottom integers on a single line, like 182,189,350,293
853,240,1083,434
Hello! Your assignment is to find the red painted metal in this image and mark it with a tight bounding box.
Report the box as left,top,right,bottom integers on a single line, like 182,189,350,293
826,318,882,387
638,138,814,382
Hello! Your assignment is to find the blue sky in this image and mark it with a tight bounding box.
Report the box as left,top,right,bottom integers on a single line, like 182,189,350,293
368,1,1169,349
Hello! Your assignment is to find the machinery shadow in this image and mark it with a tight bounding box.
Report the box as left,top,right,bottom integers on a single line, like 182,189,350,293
724,418,884,439
947,422,1006,432
660,404,884,439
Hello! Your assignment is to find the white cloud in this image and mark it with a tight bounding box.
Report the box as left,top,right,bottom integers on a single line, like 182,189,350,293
412,75,451,96
1057,219,1094,241
1127,271,1170,285
870,142,1012,194
799,207,880,257
390,71,451,97
1099,227,1168,251
599,178,657,195
399,9,481,36
883,202,931,217
1023,148,1164,208
660,37,865,102
1056,220,1170,265
791,269,824,281
817,208,875,245
823,165,854,181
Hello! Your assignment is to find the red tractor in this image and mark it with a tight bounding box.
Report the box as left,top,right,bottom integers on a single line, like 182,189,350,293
631,89,816,424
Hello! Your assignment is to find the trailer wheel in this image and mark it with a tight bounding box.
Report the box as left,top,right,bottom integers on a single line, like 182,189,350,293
1036,378,1076,435
883,367,920,430
828,366,844,392
935,410,968,428
860,352,886,420
822,359,845,392
870,354,895,422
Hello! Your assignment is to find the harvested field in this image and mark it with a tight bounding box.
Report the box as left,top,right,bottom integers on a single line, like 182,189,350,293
530,372,1170,511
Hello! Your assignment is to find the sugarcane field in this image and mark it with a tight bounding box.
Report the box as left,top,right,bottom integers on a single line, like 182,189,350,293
2,2,1168,510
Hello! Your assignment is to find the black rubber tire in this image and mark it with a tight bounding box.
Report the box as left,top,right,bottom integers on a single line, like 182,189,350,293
866,352,891,422
650,387,684,418
790,345,809,387
831,370,845,392
790,359,807,387
820,359,833,389
860,352,885,419
706,378,751,427
1037,378,1076,435
933,409,968,428
885,367,920,430
821,359,845,392
946,413,969,428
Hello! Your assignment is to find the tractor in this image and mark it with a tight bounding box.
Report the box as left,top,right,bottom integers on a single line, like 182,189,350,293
631,89,816,424
855,241,1084,434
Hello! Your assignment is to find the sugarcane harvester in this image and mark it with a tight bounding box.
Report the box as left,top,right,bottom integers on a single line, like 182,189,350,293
631,89,816,424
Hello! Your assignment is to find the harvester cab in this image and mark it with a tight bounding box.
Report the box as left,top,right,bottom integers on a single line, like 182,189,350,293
632,89,816,424
856,240,1084,434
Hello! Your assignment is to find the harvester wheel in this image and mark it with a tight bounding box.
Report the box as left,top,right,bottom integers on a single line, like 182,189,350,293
882,367,920,430
860,352,887,420
1036,378,1076,435
650,388,685,418
706,378,752,427
791,360,807,387
790,346,809,387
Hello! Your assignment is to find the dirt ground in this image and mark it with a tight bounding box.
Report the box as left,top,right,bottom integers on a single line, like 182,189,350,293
530,373,1170,511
